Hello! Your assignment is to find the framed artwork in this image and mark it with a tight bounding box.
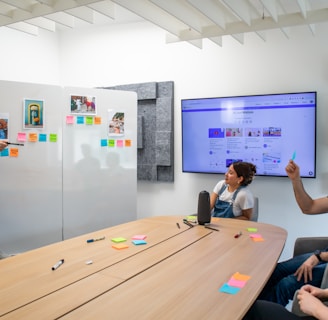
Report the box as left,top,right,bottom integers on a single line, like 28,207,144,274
0,113,9,139
70,95,96,115
108,110,125,136
23,99,44,129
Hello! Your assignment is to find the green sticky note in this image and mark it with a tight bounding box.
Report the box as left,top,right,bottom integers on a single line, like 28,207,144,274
49,134,57,142
108,139,115,147
247,227,258,232
111,237,127,243
85,116,93,125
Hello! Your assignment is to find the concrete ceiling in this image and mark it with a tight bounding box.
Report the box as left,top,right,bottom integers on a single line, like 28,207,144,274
1,0,328,48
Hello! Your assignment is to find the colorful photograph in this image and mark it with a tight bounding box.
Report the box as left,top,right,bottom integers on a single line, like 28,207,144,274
23,99,44,129
0,113,9,139
108,110,125,136
70,95,96,115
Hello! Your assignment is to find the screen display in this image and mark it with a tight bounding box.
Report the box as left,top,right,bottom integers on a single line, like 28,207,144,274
181,92,316,178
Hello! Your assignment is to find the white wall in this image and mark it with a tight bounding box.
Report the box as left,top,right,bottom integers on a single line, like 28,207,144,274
1,21,328,260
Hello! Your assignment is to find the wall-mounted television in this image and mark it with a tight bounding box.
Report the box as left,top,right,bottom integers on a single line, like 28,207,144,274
181,92,316,178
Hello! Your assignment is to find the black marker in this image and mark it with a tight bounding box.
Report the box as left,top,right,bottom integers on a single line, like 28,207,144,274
205,226,219,232
7,142,24,146
52,259,64,270
176,222,180,229
183,219,194,228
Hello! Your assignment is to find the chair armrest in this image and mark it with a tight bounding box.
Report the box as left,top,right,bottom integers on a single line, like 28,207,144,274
293,237,328,257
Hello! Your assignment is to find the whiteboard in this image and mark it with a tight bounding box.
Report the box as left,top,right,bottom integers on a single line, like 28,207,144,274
0,81,137,254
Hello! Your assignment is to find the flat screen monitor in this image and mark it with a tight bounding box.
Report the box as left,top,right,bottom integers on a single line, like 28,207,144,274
181,92,316,178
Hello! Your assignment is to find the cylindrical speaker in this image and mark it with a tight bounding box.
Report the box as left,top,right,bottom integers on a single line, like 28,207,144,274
197,190,211,225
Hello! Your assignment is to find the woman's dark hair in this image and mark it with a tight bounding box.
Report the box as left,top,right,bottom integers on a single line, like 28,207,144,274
232,161,256,186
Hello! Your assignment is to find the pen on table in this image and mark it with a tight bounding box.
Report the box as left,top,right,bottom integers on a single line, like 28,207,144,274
234,231,242,238
52,259,64,270
6,142,24,146
176,222,180,229
86,236,105,243
205,226,219,232
183,219,194,228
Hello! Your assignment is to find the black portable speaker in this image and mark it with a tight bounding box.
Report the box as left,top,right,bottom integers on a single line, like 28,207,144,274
197,190,211,225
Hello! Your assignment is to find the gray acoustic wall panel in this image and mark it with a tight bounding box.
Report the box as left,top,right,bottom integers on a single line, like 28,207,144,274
103,81,174,182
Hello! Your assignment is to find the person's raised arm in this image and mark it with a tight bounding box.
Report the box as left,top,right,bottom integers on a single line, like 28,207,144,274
285,160,328,214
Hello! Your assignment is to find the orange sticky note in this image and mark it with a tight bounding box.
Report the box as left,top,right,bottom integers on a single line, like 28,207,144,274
112,243,129,250
232,272,251,282
252,237,265,242
94,116,101,125
125,139,132,147
9,148,19,157
28,133,38,142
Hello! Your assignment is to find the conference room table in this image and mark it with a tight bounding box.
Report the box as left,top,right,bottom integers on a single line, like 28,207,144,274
0,215,287,320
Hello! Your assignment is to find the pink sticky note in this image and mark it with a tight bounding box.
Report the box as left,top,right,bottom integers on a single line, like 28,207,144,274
116,140,123,147
132,235,147,240
17,132,26,142
249,233,262,238
66,115,74,124
228,278,247,288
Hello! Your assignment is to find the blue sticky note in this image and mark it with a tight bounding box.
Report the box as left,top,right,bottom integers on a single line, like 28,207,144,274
100,139,108,147
219,283,241,294
39,133,47,142
77,116,84,124
132,240,147,245
0,149,9,157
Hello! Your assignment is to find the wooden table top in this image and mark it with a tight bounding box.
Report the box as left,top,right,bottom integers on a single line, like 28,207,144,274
0,216,287,320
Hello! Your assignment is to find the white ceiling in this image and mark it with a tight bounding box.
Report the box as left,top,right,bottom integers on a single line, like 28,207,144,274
1,0,328,48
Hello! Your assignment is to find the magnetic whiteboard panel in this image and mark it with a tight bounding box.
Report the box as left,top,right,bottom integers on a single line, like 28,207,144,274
62,87,137,239
0,81,63,254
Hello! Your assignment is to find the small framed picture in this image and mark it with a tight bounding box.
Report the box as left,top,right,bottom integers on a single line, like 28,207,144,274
0,113,9,139
23,99,44,130
108,110,125,136
70,95,96,115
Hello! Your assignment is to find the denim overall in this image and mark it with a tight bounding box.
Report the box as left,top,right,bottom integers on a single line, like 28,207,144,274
213,184,243,218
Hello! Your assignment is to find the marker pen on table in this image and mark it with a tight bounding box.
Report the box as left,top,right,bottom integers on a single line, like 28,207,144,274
176,222,180,229
183,219,194,228
52,259,64,270
86,236,105,243
205,226,219,232
234,231,242,238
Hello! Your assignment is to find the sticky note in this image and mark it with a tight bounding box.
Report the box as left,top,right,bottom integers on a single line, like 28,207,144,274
228,278,247,288
125,140,131,147
66,115,74,124
132,240,147,245
247,227,257,232
85,116,93,125
108,140,115,147
94,117,101,125
252,237,265,242
49,134,57,142
0,149,9,157
132,235,147,240
17,132,26,142
28,133,38,142
219,283,241,294
100,139,108,147
111,237,127,243
116,140,123,147
9,148,19,157
77,116,84,124
232,272,251,282
186,215,197,222
112,243,129,250
39,133,47,142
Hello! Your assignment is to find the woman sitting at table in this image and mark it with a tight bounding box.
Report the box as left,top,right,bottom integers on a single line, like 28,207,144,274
210,161,256,220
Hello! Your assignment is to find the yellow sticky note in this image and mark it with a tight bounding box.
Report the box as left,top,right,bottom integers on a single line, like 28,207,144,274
111,237,127,243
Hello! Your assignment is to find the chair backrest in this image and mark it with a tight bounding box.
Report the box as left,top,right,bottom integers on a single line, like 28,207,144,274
251,197,259,221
